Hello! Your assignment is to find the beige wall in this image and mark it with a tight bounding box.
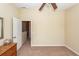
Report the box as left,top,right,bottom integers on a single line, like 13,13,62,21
0,3,79,55
20,5,65,46
65,4,79,54
0,3,19,39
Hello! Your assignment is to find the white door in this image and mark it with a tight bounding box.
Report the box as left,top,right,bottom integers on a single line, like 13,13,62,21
12,17,22,50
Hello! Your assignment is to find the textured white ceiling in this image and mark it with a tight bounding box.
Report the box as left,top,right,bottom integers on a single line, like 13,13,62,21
15,3,77,10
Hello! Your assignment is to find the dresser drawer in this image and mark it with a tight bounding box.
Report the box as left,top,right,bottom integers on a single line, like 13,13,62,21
11,52,17,56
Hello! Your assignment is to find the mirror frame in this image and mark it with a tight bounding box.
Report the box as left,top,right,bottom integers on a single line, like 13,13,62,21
0,17,3,39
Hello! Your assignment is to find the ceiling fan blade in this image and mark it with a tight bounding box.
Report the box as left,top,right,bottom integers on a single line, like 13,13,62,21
39,3,46,11
51,3,57,10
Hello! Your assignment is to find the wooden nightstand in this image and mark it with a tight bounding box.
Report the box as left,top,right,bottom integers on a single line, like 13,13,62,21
0,43,17,56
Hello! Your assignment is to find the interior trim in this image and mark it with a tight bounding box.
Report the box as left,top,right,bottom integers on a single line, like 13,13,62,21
65,45,79,55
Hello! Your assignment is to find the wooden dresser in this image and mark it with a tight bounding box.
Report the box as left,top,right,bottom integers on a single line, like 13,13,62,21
0,43,17,56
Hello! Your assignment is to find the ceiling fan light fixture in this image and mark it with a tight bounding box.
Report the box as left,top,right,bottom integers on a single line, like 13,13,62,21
39,3,57,11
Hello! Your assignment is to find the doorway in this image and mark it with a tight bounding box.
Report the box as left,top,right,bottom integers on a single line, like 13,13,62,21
22,21,31,45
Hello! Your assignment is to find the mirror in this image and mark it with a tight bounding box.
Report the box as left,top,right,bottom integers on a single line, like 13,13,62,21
0,17,3,39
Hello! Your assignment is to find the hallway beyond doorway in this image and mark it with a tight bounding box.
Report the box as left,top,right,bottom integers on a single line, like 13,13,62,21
22,21,31,45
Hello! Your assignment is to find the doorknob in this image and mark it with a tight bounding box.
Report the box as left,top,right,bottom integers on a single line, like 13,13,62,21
12,37,16,38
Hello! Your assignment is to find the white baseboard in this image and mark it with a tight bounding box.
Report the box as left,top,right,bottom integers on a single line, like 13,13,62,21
65,45,79,55
31,44,65,47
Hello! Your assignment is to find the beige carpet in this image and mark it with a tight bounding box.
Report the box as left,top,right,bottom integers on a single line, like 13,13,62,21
17,41,77,56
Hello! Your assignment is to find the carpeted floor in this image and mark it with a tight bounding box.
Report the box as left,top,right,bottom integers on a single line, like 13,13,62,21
17,41,77,56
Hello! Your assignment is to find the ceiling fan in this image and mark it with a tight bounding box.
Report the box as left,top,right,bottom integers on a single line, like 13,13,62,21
39,3,57,11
